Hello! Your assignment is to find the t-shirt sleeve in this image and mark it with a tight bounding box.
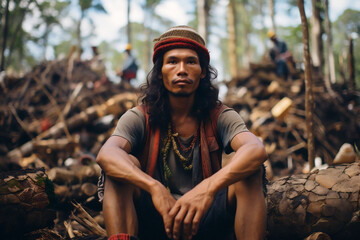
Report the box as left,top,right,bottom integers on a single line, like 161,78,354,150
112,107,145,153
217,108,249,154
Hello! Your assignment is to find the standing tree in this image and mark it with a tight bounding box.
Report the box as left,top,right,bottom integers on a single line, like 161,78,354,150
76,0,107,58
298,0,315,170
142,0,162,74
268,0,276,32
310,0,323,72
197,0,212,44
323,0,336,84
127,0,131,44
35,0,71,60
347,36,355,91
228,0,238,80
0,0,10,71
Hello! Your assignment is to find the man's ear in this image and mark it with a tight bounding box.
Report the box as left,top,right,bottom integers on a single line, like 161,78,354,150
200,69,206,79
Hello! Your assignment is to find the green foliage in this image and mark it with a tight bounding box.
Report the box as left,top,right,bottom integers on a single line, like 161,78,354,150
333,8,360,89
79,0,107,13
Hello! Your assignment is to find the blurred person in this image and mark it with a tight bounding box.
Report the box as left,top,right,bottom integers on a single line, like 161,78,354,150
268,30,292,80
117,43,138,89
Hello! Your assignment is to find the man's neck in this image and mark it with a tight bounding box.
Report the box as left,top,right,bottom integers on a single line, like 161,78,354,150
168,93,195,120
168,93,198,137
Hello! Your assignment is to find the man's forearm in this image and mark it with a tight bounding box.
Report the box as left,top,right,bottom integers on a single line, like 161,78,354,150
206,142,267,195
96,145,160,194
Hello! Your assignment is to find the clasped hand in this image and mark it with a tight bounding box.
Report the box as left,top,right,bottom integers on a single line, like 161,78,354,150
151,181,214,240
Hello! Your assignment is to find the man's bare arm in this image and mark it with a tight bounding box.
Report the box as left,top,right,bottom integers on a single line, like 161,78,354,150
96,136,176,223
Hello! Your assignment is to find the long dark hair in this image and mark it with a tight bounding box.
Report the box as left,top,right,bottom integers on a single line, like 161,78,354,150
140,50,220,127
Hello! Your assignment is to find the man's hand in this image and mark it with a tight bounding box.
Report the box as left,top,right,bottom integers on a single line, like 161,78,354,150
165,179,215,240
150,183,177,235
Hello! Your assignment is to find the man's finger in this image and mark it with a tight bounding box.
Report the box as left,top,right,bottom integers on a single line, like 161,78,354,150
164,204,179,239
191,210,202,236
172,207,188,240
182,209,196,240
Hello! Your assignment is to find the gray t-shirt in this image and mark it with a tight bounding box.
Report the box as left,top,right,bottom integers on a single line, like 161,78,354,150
112,107,248,198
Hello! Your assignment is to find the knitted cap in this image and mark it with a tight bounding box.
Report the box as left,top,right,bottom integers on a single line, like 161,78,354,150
152,25,210,64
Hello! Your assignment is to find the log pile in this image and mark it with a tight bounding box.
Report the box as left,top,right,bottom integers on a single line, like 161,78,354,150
0,58,138,239
223,62,360,177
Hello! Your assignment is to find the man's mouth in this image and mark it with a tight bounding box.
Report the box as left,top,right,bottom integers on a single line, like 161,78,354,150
173,78,193,85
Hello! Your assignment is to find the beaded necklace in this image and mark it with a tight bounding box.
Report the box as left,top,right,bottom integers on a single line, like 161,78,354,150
161,122,199,183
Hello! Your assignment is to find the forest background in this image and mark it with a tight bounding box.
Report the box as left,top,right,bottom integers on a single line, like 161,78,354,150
1,0,360,92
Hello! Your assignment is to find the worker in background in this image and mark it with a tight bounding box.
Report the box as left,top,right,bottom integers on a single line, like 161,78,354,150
117,43,138,89
268,30,291,81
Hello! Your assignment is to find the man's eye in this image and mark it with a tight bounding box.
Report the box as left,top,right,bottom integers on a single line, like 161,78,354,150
168,60,176,64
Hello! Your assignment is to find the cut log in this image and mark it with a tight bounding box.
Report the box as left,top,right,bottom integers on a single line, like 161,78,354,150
266,162,360,239
0,168,56,238
48,164,101,185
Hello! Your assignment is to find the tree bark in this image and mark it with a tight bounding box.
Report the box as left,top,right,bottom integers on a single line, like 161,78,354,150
323,0,337,99
228,0,238,80
197,0,211,43
127,0,131,44
298,0,315,170
347,36,355,91
0,168,56,238
268,0,276,32
266,162,360,240
0,0,10,71
310,0,323,70
324,0,336,84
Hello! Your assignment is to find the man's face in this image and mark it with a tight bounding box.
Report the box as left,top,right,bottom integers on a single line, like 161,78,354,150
161,48,205,97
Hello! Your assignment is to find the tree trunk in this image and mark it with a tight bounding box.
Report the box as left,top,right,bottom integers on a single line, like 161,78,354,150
228,0,238,80
323,0,337,99
76,10,85,58
197,0,211,43
310,0,323,70
268,0,276,32
324,0,336,84
266,162,360,239
0,168,56,238
347,36,355,91
0,0,10,71
143,9,153,74
127,0,131,44
239,0,250,67
298,0,315,170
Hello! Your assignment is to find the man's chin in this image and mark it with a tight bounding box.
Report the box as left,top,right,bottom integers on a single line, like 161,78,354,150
167,90,193,97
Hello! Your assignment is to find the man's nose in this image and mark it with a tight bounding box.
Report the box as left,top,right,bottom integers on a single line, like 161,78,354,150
177,61,187,75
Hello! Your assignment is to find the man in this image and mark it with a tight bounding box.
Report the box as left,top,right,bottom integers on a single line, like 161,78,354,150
117,43,138,89
268,30,291,80
97,25,268,240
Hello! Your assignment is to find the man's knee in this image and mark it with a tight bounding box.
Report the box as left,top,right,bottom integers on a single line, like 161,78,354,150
228,168,265,203
102,155,142,205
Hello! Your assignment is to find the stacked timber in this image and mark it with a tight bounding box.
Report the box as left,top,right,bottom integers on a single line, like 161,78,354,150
0,58,138,238
223,62,360,177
